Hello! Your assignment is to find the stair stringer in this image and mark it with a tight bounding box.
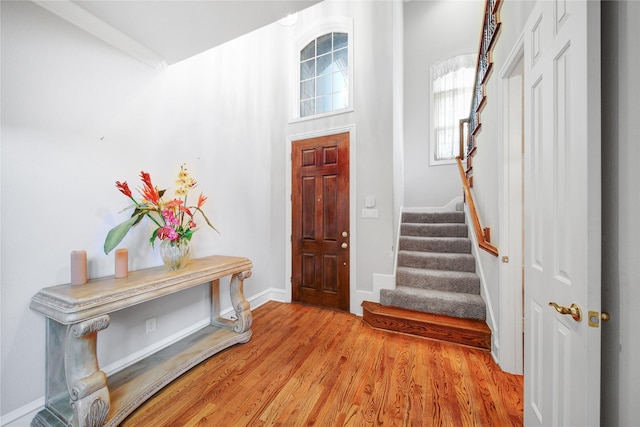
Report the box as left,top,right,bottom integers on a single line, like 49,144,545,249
462,202,499,359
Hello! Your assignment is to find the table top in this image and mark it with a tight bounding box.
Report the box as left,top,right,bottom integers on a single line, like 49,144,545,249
30,255,252,324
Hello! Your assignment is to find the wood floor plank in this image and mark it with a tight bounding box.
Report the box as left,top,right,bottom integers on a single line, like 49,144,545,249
122,301,523,426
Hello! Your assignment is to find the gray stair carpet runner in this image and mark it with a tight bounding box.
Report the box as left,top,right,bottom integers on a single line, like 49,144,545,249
380,211,486,320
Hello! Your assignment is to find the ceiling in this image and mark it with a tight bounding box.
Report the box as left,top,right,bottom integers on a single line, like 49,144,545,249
34,0,322,67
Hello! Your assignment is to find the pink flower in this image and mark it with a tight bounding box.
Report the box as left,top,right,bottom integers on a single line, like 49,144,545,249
162,209,179,226
157,226,178,241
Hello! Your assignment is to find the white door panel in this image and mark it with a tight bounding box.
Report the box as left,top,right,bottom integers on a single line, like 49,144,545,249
523,0,601,425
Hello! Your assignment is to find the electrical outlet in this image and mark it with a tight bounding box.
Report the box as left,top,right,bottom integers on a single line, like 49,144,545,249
145,317,156,334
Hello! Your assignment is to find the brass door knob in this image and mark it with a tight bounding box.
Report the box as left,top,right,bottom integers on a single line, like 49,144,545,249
549,302,582,322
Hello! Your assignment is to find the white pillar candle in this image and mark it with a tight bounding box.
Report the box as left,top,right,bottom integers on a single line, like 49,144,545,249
70,250,87,286
115,249,128,279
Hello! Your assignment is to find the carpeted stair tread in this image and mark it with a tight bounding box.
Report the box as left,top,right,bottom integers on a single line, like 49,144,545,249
398,251,476,272
399,236,471,254
402,211,465,224
396,266,480,294
401,223,468,238
380,287,486,321
382,208,488,330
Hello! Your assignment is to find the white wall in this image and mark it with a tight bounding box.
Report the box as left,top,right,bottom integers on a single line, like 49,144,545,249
1,0,284,417
601,1,640,425
1,0,398,421
403,0,483,208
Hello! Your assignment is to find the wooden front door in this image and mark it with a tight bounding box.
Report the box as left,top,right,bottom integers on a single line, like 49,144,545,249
291,132,350,312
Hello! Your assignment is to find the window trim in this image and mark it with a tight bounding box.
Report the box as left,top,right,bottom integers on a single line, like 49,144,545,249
290,18,354,123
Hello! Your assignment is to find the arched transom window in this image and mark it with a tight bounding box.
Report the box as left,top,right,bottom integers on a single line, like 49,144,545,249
299,32,349,118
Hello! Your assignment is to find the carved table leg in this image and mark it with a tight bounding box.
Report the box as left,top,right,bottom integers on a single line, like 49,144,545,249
65,315,111,427
33,316,111,427
229,270,252,333
210,271,252,334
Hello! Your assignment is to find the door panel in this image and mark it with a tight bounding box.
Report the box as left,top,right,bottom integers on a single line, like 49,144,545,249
523,0,601,425
292,132,349,311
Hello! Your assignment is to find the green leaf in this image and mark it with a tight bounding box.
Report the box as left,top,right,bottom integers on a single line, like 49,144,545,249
182,228,194,241
104,215,142,254
150,228,159,247
194,208,220,234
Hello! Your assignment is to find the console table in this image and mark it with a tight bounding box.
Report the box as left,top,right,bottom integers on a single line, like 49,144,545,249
30,255,253,427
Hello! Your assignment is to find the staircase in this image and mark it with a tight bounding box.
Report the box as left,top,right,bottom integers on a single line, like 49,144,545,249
362,210,491,351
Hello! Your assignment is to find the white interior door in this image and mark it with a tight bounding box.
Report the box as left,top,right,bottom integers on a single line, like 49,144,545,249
523,0,601,425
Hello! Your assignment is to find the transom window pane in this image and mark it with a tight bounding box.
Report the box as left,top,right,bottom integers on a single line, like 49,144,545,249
301,41,315,61
300,80,315,100
317,34,332,55
317,54,333,75
334,48,348,70
334,33,348,50
299,32,349,118
300,60,315,80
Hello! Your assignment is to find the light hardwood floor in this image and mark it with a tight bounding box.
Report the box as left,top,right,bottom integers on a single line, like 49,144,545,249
122,301,523,426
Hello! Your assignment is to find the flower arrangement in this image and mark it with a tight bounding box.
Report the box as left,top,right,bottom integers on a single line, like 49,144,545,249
104,164,217,256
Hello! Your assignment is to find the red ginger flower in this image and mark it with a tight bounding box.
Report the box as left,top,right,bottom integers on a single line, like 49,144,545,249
116,181,132,198
140,171,160,205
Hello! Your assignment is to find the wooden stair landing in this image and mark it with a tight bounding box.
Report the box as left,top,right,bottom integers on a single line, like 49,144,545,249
362,301,491,351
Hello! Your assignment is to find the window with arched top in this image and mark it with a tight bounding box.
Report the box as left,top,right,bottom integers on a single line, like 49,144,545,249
430,54,476,164
298,31,350,118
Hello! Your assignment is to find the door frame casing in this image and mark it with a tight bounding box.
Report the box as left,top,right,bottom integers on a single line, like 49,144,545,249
498,33,525,375
285,125,357,313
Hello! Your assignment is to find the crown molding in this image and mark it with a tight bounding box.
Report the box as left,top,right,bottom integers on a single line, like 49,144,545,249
33,0,167,69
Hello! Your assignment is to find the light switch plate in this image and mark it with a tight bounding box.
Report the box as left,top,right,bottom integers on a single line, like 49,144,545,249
362,208,379,218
